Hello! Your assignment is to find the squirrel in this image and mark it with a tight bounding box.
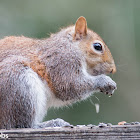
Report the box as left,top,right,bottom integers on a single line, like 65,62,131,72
0,16,117,129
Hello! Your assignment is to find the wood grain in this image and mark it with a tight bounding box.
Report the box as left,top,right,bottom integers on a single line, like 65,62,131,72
0,125,140,140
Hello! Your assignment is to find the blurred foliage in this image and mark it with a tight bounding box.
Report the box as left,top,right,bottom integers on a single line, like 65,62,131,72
0,0,140,125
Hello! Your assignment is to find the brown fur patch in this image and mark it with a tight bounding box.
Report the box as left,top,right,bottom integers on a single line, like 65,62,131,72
22,54,55,93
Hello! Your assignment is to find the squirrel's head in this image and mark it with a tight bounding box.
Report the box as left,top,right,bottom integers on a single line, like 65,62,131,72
73,16,116,76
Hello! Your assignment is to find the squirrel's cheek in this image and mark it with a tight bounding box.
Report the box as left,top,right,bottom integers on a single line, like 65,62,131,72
88,62,115,76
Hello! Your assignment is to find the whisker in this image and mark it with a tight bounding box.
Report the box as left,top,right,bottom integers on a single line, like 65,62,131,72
117,68,126,72
116,65,126,72
116,62,128,69
115,62,128,72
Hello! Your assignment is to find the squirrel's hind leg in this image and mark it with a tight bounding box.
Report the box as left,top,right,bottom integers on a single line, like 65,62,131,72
0,59,47,129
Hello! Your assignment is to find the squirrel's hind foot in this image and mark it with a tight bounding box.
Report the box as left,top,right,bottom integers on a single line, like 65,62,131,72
33,118,71,129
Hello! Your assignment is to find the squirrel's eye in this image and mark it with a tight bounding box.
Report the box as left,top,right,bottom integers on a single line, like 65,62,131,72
93,43,102,51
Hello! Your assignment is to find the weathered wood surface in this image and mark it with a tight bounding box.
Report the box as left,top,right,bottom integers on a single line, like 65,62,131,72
0,125,140,140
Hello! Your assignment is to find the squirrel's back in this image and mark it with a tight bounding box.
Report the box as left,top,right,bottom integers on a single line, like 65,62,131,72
0,36,37,61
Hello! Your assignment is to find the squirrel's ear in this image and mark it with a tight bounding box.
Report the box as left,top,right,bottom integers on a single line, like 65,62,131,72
74,16,87,40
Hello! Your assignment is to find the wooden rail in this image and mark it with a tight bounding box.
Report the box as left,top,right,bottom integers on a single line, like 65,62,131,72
0,125,140,140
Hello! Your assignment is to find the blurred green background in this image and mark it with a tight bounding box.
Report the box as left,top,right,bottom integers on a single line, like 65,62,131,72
0,0,140,125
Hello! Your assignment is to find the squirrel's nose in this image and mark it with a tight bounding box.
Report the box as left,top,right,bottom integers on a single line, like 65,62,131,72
110,66,116,74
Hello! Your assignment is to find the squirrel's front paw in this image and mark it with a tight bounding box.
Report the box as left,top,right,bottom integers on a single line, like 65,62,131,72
33,118,71,128
95,74,117,95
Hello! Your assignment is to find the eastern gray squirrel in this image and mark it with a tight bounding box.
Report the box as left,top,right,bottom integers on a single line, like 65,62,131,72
0,16,117,129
